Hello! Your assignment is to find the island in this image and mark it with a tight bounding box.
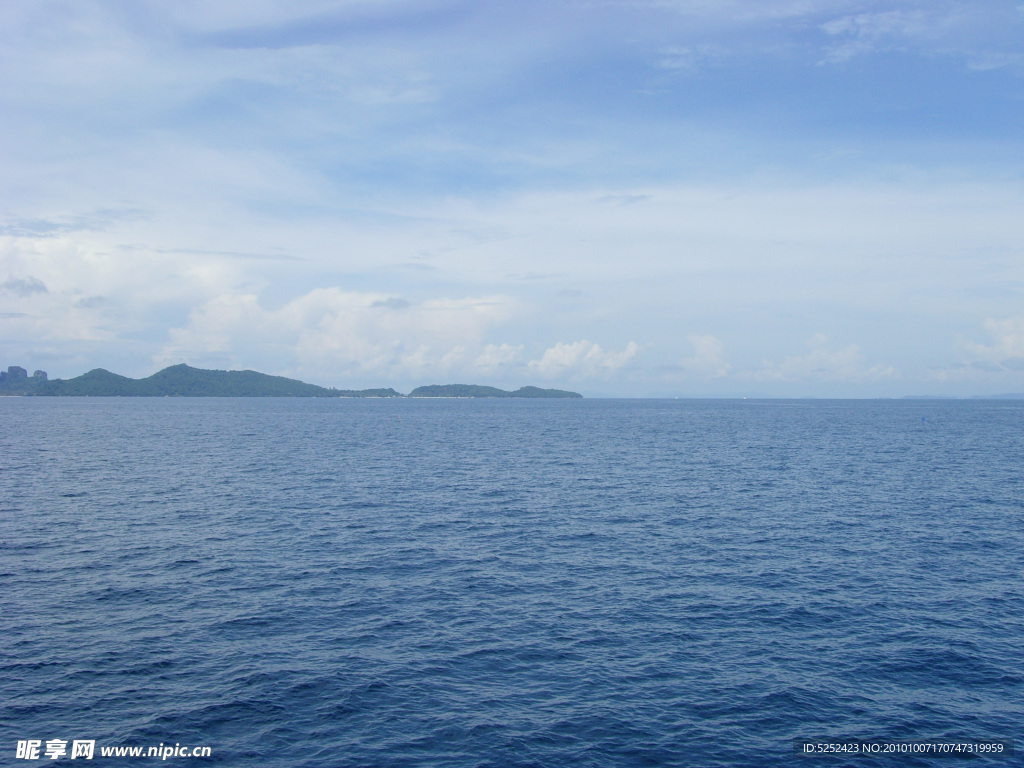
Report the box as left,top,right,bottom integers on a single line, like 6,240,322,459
0,364,582,398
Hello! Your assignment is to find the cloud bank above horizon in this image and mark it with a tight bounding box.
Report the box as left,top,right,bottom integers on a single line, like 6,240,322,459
2,0,1023,396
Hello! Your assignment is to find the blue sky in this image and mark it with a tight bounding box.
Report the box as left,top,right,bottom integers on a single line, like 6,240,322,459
2,0,1023,395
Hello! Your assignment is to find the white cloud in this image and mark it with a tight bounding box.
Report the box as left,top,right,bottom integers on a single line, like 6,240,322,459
654,44,728,72
473,343,524,371
680,334,730,377
0,237,125,344
155,288,519,383
929,316,1024,387
528,339,638,378
754,333,897,382
820,10,924,62
964,316,1024,370
817,4,1024,69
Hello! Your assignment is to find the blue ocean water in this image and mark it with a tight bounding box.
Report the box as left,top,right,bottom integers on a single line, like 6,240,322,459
1,398,1022,767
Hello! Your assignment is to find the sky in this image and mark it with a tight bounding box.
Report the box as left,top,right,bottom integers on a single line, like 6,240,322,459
2,0,1023,397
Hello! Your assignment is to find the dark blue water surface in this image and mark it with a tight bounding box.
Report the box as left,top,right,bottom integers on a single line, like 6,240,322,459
2,398,1022,767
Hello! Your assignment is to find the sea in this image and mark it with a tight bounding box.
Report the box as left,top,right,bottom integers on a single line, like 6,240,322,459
2,398,1021,767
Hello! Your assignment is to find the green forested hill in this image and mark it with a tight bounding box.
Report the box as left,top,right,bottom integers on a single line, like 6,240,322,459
6,364,402,397
0,364,581,398
408,384,582,398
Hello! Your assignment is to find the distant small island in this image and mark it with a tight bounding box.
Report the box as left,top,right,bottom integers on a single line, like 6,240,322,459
0,364,582,399
409,384,581,399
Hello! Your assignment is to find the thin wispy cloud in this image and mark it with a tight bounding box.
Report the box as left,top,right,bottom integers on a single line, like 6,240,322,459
1,277,48,297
